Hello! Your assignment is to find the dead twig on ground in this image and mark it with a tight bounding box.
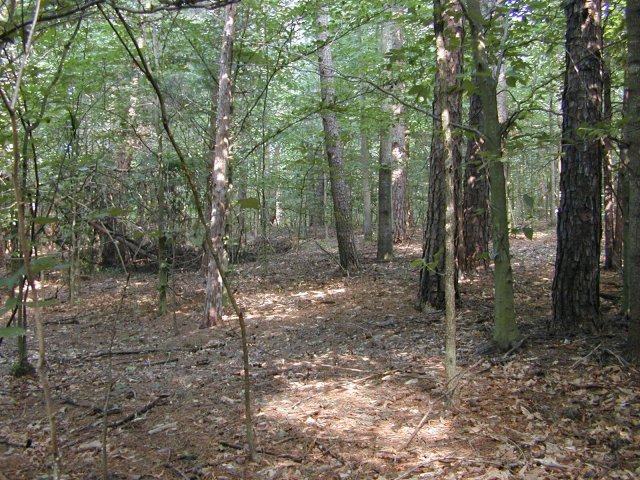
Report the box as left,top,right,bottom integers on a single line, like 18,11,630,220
219,440,303,462
61,398,121,415
110,394,169,428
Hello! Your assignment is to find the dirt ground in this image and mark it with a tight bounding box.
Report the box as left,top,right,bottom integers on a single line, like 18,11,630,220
1,231,639,479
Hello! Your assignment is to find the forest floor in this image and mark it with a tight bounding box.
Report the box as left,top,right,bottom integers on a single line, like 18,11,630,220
1,229,639,480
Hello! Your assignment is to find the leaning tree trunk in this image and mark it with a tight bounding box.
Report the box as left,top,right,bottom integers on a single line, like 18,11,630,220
552,0,603,333
417,0,463,310
461,92,489,272
317,6,360,271
204,3,237,327
466,0,521,350
626,0,640,361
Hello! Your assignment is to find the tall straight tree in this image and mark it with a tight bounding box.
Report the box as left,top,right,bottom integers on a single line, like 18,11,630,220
461,92,489,272
388,7,410,244
552,0,603,332
417,0,463,310
316,5,360,271
204,2,237,327
626,0,640,360
465,0,521,350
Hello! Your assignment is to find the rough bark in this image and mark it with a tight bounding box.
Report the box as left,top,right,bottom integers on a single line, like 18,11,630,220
602,61,616,270
417,0,463,310
361,127,372,241
466,0,521,350
387,11,410,244
204,2,236,327
461,92,489,272
317,6,360,271
626,0,640,361
552,0,603,332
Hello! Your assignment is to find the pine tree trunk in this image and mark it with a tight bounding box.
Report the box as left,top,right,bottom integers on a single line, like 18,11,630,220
417,0,463,310
205,3,237,327
461,92,489,272
317,6,360,271
552,0,603,332
626,0,640,361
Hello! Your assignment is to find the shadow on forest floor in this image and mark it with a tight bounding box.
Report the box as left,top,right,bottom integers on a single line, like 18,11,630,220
1,229,638,479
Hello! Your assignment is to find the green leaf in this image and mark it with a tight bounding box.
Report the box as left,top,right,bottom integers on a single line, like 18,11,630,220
31,256,60,275
523,194,535,211
0,326,26,338
522,226,534,240
32,216,59,225
0,297,19,316
238,197,261,210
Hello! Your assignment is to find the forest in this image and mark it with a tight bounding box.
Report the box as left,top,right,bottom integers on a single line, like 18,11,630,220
1,0,639,478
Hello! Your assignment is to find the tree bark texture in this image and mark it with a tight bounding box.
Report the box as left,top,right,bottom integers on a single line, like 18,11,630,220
466,0,521,350
602,62,616,270
417,0,463,310
317,7,360,271
461,92,489,272
386,11,410,244
552,0,603,332
378,126,394,260
626,0,640,361
205,2,236,327
361,127,373,241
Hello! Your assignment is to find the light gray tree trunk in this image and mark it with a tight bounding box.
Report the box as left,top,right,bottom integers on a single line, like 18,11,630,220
317,6,360,271
204,3,237,327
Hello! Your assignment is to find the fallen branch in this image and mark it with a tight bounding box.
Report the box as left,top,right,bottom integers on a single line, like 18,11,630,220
314,240,348,275
403,402,435,450
60,398,121,415
219,440,303,462
110,394,169,428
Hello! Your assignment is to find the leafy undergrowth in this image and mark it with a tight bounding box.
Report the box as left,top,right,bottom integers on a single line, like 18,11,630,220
1,231,639,479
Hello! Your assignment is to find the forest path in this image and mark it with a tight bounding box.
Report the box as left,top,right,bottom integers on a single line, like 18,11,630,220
0,230,638,479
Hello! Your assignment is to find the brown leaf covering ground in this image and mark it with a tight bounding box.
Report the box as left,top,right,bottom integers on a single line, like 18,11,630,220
1,231,639,479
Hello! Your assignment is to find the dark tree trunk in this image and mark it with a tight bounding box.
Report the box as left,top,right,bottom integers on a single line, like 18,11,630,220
417,0,463,310
461,92,489,272
626,0,640,361
317,6,360,271
378,127,393,260
552,0,603,332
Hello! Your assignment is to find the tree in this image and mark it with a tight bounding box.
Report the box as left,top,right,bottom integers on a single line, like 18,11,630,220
465,0,521,350
204,2,237,327
552,0,603,332
626,0,640,360
316,5,360,272
417,0,463,310
461,92,489,272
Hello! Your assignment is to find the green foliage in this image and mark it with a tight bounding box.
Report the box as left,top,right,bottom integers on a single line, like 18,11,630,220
0,326,27,338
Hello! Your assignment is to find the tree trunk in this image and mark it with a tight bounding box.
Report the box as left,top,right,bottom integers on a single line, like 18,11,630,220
417,0,463,310
602,61,616,270
552,0,603,332
461,92,489,272
377,126,393,260
466,0,521,350
626,0,640,361
316,6,360,271
204,2,237,327
361,126,373,241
